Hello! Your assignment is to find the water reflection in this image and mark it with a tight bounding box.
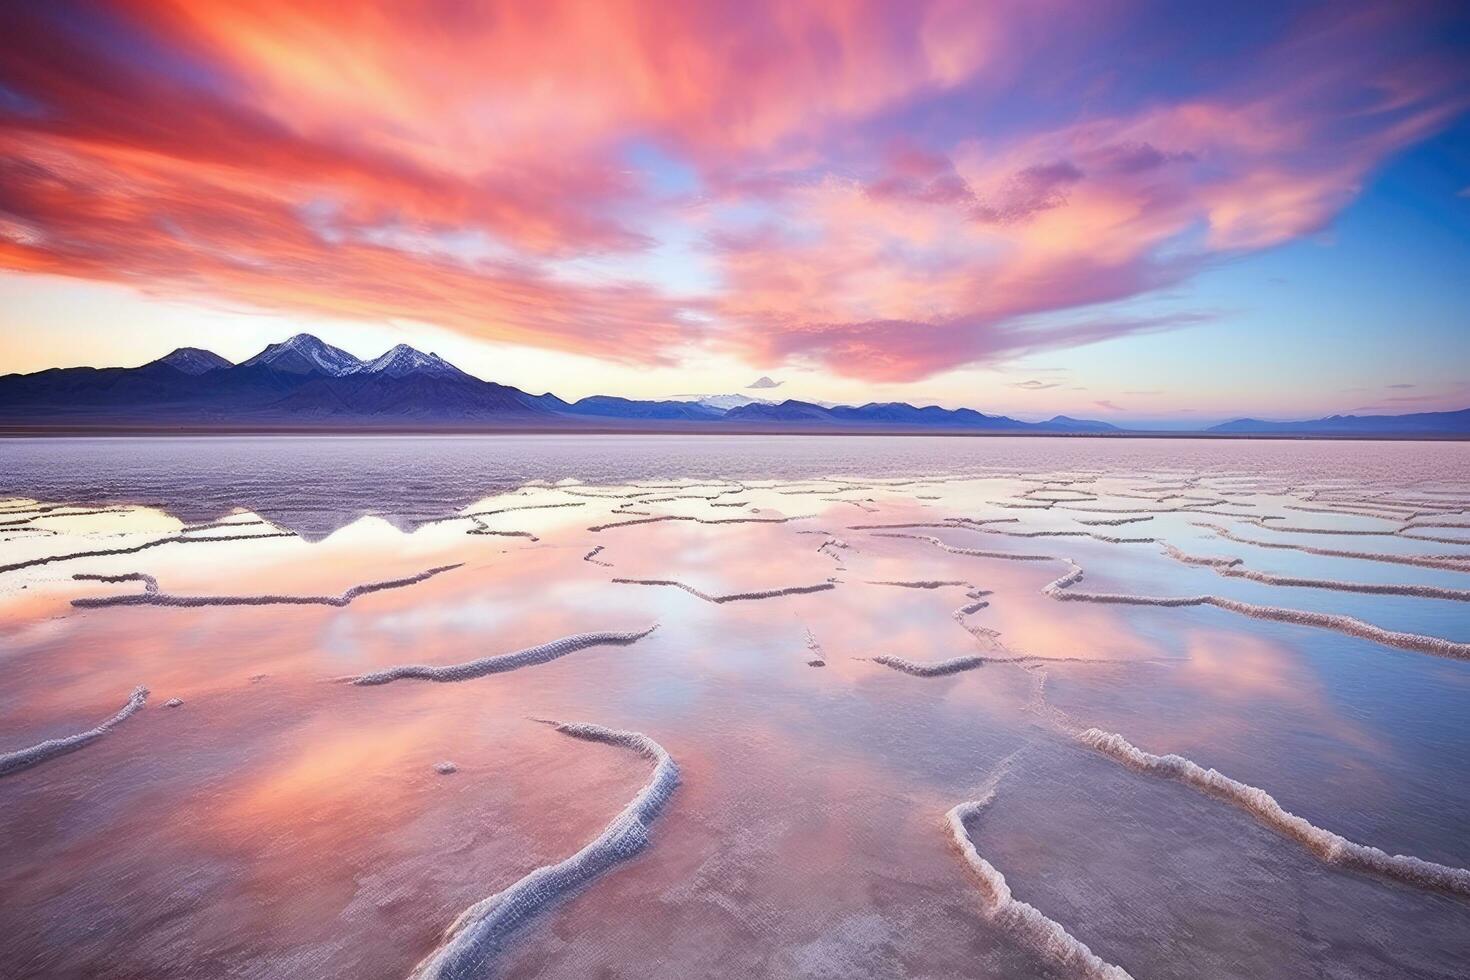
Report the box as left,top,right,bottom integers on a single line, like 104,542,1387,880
2,439,1469,978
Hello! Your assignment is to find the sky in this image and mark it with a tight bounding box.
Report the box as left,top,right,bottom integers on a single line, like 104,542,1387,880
0,1,1467,426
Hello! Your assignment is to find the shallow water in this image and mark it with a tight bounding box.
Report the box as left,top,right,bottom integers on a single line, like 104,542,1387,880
1,435,1468,979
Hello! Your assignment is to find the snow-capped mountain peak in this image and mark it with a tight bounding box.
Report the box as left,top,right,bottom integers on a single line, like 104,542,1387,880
670,392,775,411
355,344,463,378
241,333,364,376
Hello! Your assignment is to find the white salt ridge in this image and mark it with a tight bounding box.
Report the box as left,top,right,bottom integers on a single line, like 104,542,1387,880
1077,516,1154,527
869,532,1053,562
611,577,835,603
1078,728,1470,899
0,685,149,778
1237,519,1396,537
408,722,679,980
1043,567,1470,660
1198,523,1470,572
866,579,971,588
1397,530,1470,546
72,563,462,609
1054,502,1213,515
351,627,656,685
1283,503,1408,521
1042,561,1086,592
1163,545,1470,601
962,524,1157,545
946,782,1133,980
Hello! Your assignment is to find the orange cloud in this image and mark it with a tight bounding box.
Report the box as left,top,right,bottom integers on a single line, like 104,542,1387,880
0,1,1464,378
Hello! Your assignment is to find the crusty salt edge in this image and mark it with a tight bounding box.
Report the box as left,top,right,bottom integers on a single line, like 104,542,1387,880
74,571,159,593
1397,530,1470,546
611,577,835,603
558,488,660,500
978,526,1156,545
1162,545,1470,602
1029,558,1470,659
0,506,133,528
1076,728,1470,899
1282,503,1411,521
873,654,986,677
588,514,813,532
351,627,656,685
946,784,1133,979
868,532,1053,562
865,579,972,588
415,501,586,526
407,723,679,979
72,563,463,609
847,520,1020,531
0,686,149,778
179,517,271,533
467,518,537,541
0,530,296,575
1042,571,1470,660
627,480,746,491
1197,523,1470,572
1237,520,1398,537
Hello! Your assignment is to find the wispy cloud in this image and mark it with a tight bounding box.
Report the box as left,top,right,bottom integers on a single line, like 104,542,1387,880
0,1,1463,380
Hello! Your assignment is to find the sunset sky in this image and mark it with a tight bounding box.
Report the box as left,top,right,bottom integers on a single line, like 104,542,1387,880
1,1,1467,425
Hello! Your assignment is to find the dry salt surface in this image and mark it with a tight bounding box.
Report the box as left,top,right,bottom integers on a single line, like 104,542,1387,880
1,435,1469,979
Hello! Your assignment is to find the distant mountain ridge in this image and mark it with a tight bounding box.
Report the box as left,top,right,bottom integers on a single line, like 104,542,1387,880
1,333,1463,435
156,347,232,375
1208,408,1470,436
718,399,1119,431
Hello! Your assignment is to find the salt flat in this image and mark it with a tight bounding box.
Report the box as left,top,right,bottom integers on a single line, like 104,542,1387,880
1,435,1468,978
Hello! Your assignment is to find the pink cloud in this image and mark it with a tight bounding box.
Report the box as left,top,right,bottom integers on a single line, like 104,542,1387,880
0,0,1464,379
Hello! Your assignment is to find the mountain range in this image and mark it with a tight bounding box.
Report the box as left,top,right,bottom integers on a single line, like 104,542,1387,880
1206,409,1470,436
0,333,1464,436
